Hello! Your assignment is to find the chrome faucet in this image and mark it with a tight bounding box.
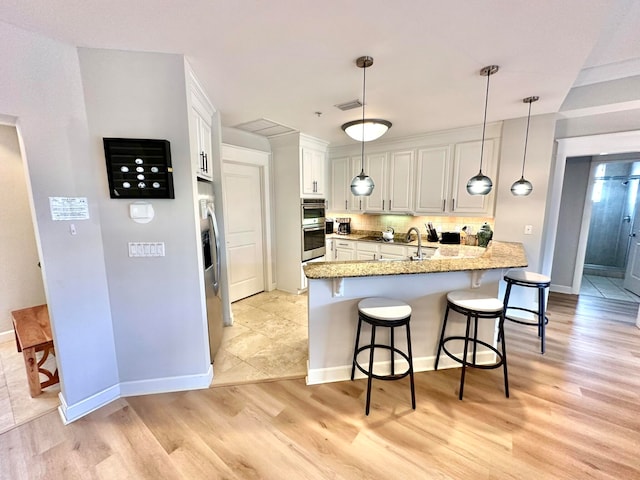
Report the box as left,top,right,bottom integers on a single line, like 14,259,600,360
406,227,423,260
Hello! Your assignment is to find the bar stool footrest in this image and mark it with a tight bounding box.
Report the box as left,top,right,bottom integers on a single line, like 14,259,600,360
505,306,549,327
440,336,505,370
354,344,413,381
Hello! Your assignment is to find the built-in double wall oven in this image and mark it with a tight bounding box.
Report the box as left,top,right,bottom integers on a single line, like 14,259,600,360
301,198,326,261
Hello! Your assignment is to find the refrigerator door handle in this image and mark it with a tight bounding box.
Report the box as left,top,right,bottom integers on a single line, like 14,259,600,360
207,205,221,295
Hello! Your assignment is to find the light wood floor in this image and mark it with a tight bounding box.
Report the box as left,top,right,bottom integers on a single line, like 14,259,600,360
1,293,639,480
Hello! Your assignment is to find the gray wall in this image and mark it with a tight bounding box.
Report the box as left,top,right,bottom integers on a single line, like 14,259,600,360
550,157,591,289
0,21,119,407
78,48,209,383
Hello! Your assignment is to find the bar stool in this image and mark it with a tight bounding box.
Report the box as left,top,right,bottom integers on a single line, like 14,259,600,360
502,270,551,353
434,290,509,400
351,297,416,415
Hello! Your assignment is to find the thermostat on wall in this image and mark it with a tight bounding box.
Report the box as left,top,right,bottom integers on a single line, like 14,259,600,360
129,202,154,224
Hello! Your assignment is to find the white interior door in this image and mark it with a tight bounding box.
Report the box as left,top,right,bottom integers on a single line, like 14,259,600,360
222,162,265,302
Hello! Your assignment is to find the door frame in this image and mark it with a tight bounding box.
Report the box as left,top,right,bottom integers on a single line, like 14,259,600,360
220,144,274,301
543,130,640,328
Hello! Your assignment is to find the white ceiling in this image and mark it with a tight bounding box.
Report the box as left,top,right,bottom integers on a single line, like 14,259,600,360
2,0,639,145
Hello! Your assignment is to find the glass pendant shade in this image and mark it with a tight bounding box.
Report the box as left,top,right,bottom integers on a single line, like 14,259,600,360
466,172,493,195
511,177,533,196
511,96,539,197
342,119,392,142
351,170,375,196
466,65,498,197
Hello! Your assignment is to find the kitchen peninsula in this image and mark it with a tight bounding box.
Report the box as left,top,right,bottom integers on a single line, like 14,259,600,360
303,241,527,385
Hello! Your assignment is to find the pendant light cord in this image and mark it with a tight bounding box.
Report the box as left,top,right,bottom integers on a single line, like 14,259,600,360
521,100,532,178
360,60,366,174
479,69,491,174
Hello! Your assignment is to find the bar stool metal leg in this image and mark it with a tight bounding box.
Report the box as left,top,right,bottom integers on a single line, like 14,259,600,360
365,325,377,415
538,285,546,353
390,326,395,376
499,313,509,397
405,322,416,409
351,316,363,381
459,314,472,400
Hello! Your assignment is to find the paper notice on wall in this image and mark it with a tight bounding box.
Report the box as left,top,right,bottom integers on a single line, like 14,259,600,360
49,197,90,221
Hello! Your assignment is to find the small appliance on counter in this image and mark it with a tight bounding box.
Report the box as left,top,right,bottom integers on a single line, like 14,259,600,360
440,232,461,244
325,218,334,234
336,217,351,235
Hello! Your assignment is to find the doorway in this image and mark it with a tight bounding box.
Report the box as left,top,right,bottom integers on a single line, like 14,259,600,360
220,145,273,304
581,159,640,301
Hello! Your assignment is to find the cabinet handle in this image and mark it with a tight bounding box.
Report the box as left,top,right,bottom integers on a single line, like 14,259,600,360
374,254,377,260
452,198,455,211
442,199,446,212
389,200,391,210
359,199,362,210
382,200,385,210
345,200,348,210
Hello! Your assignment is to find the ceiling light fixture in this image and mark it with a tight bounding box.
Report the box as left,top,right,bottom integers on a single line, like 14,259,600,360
511,96,539,196
467,65,499,196
341,56,391,144
349,55,381,196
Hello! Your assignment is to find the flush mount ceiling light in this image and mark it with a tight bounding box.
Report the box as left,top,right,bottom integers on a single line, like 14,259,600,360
348,55,384,196
342,56,391,144
511,96,539,196
467,65,499,196
342,118,392,142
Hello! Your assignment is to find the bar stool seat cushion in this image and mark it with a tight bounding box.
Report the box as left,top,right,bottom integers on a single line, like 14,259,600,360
447,290,503,313
358,297,412,321
505,270,550,285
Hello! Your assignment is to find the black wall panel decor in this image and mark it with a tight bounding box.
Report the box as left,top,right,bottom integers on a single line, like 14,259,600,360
103,138,175,199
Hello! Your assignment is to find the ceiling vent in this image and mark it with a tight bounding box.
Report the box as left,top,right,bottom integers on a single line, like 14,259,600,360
335,99,363,111
232,118,298,137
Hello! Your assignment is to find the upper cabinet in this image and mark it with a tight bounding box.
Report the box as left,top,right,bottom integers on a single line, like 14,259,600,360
414,139,497,216
301,146,326,197
363,150,415,214
188,70,215,181
328,123,501,217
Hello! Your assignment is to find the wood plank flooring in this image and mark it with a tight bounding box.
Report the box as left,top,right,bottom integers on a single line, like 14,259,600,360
1,292,639,480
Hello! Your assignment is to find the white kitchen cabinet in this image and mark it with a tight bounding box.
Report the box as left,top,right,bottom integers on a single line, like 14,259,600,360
364,150,415,214
379,243,408,260
334,239,355,261
356,241,379,260
414,140,497,216
329,156,366,212
189,80,214,181
415,146,451,214
302,147,326,197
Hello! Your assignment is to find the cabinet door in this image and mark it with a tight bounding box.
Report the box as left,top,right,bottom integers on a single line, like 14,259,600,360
451,140,495,215
349,155,365,212
356,241,379,260
325,238,334,262
379,244,407,260
334,239,355,261
363,153,387,212
330,157,350,212
388,150,415,213
199,116,213,179
302,148,325,197
191,94,213,181
415,146,451,214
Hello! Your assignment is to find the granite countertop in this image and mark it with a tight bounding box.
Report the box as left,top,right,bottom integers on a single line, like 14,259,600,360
304,240,528,279
328,232,439,248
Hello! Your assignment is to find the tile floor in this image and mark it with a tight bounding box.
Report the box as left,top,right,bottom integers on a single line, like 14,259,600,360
0,340,60,434
211,289,308,386
580,274,640,303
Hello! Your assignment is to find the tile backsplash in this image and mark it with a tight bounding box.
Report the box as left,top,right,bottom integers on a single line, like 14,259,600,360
326,212,492,236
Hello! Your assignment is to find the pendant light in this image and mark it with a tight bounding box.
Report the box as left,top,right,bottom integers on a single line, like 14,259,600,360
511,96,538,196
467,65,499,196
349,56,377,196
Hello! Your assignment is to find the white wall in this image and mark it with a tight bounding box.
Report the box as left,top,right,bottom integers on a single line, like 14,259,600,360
0,125,46,336
550,157,591,290
0,21,119,414
77,49,211,387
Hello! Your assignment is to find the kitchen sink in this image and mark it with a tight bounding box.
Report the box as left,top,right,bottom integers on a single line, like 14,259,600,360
359,235,411,244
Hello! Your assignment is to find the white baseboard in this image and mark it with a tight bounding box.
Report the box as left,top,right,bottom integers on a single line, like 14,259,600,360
58,383,121,425
119,365,213,397
550,284,574,295
306,352,496,385
0,329,14,344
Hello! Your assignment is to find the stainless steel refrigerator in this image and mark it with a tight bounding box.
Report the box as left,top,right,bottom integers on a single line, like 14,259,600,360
198,179,224,362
